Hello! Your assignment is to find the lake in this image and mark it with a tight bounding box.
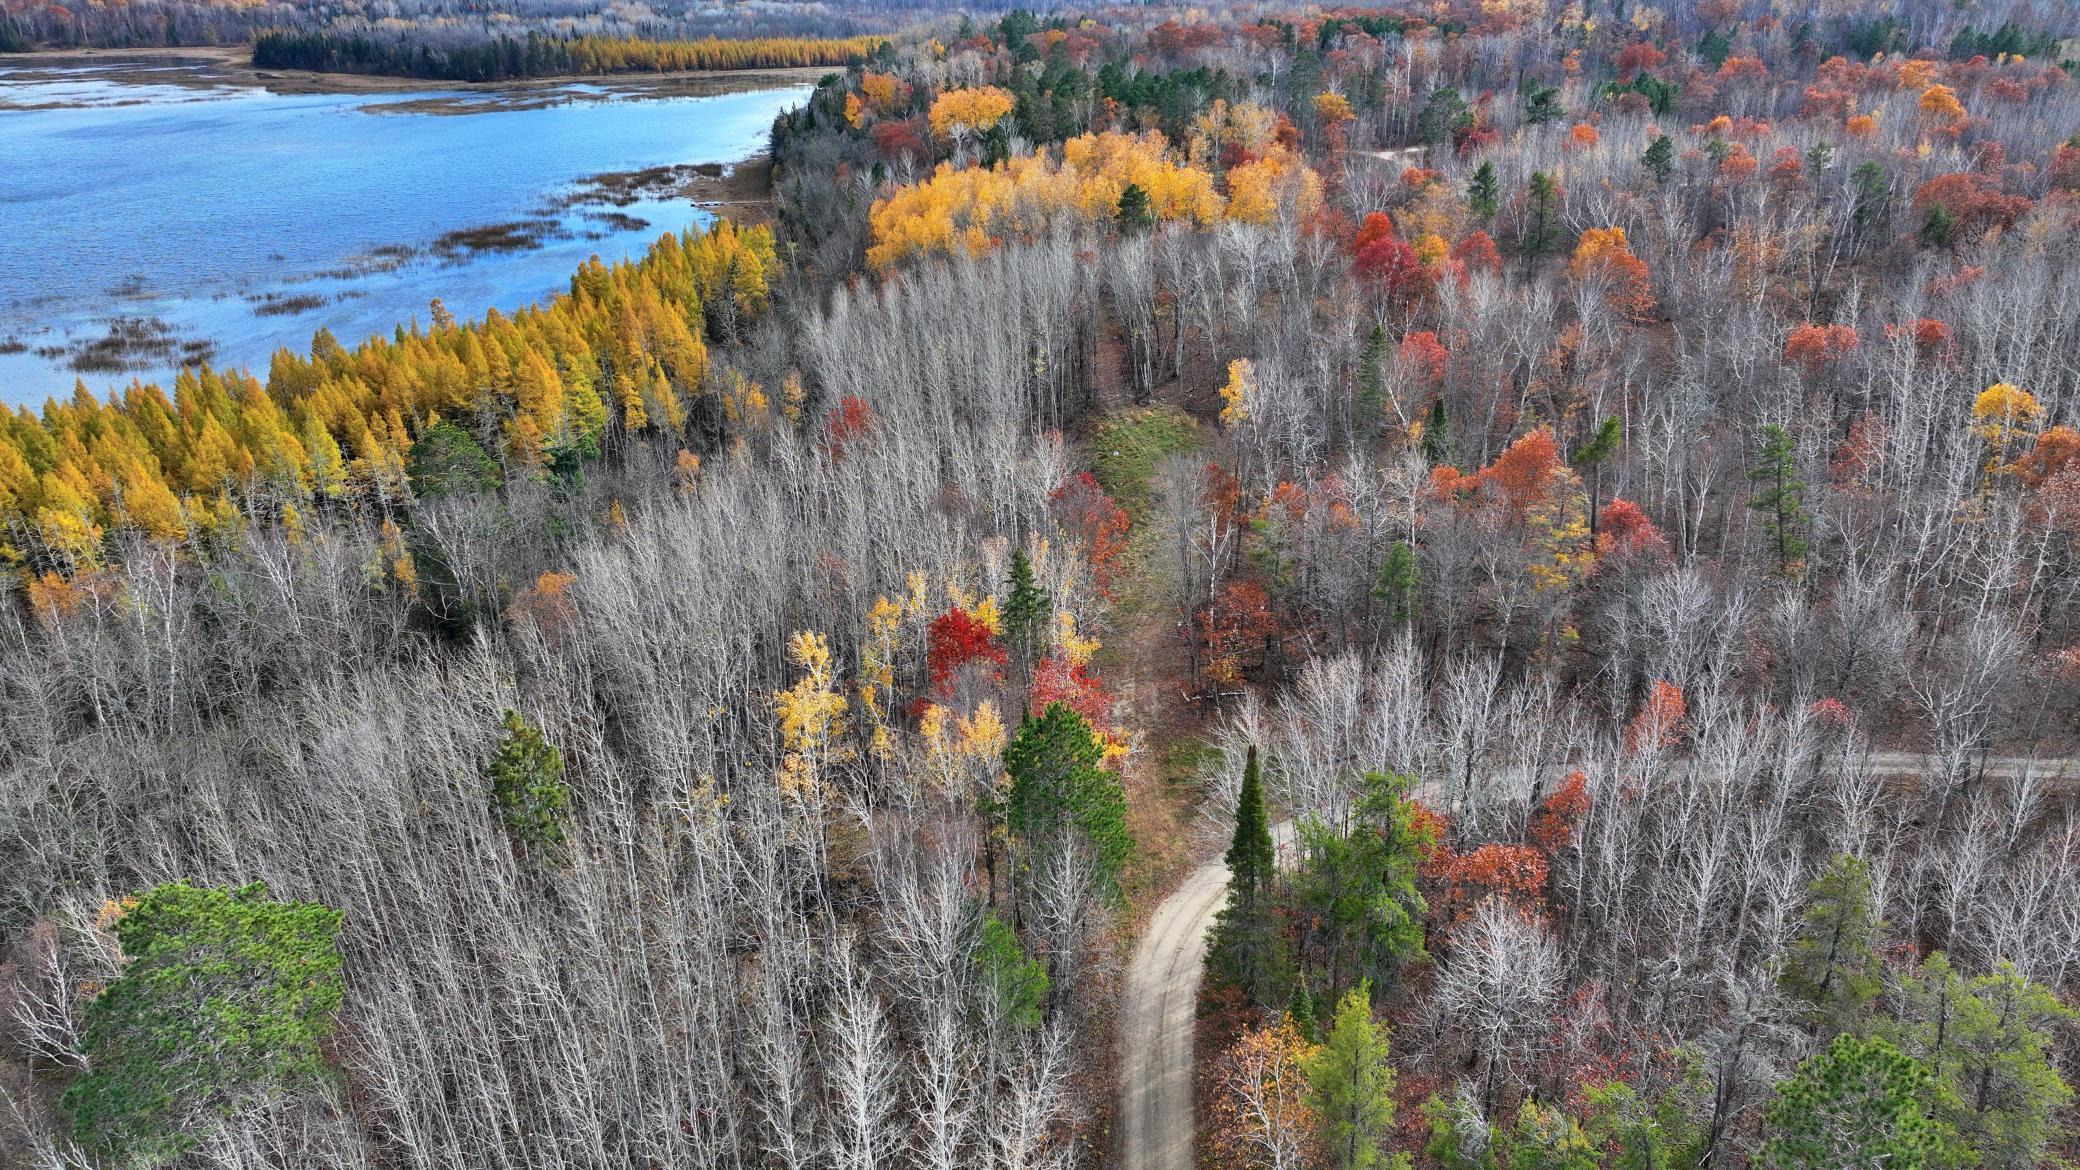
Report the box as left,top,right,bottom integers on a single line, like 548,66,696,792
0,59,810,406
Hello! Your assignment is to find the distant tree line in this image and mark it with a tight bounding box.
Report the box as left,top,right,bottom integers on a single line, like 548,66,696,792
251,30,885,82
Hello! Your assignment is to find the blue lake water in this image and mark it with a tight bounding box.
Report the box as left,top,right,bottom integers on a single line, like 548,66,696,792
0,62,808,406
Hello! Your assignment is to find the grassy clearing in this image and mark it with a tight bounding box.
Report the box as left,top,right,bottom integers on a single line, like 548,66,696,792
1090,405,1199,522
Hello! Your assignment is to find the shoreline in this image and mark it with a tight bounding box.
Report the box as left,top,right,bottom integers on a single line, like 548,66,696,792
1,45,832,99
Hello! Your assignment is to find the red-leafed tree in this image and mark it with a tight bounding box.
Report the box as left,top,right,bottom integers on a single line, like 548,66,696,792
1624,680,1687,755
1594,499,1671,566
1529,770,1590,852
927,607,1006,694
1202,579,1278,688
1030,655,1115,732
1783,323,1859,371
824,396,876,461
1051,472,1131,596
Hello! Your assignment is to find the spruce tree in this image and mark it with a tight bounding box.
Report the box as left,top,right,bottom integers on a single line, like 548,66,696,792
1749,424,1809,574
1522,171,1562,259
1920,203,1956,248
1357,324,1391,433
1373,541,1419,628
1208,746,1289,1005
1002,547,1053,660
1421,397,1454,465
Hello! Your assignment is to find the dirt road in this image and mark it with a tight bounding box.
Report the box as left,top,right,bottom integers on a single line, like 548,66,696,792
1118,844,1229,1170
1113,749,2071,1168
1119,823,1293,1170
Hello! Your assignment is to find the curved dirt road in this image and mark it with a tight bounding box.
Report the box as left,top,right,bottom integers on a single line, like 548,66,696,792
1113,750,2070,1168
1119,824,1292,1170
1118,849,1229,1170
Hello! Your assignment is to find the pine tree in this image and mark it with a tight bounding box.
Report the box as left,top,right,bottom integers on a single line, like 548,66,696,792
488,709,572,855
1522,171,1562,259
1004,703,1134,905
1291,771,1431,997
1117,182,1156,233
975,911,1049,1029
1467,161,1499,218
1521,81,1563,125
1748,423,1809,574
1761,1035,1960,1170
1209,746,1290,1005
1642,134,1675,183
1781,853,1881,1034
408,419,501,499
63,882,345,1166
1418,86,1471,147
1573,414,1624,533
1920,203,1956,248
1305,981,1406,1170
1373,541,1419,627
1896,954,2074,1170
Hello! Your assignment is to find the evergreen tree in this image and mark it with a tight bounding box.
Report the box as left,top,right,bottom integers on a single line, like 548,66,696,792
1748,424,1809,574
1642,134,1675,183
408,419,502,499
1895,954,2074,1170
1574,414,1624,533
1582,1076,1708,1170
1421,397,1454,465
1373,541,1419,627
1697,27,1734,69
1117,181,1156,233
1920,203,1956,248
64,882,345,1166
1761,1035,1962,1170
1467,161,1500,218
1291,771,1431,997
1208,746,1290,1005
1522,171,1562,259
1501,1100,1598,1170
1357,324,1391,432
975,910,1049,1029
1781,853,1881,1034
1521,81,1563,125
1851,161,1891,233
1305,981,1407,1170
1287,980,1319,1042
1004,703,1134,905
1417,85,1471,147
1002,547,1053,659
488,708,572,854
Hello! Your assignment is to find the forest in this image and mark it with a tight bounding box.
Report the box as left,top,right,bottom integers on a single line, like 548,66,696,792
6,1,2080,1169
248,31,888,82
0,0,970,55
